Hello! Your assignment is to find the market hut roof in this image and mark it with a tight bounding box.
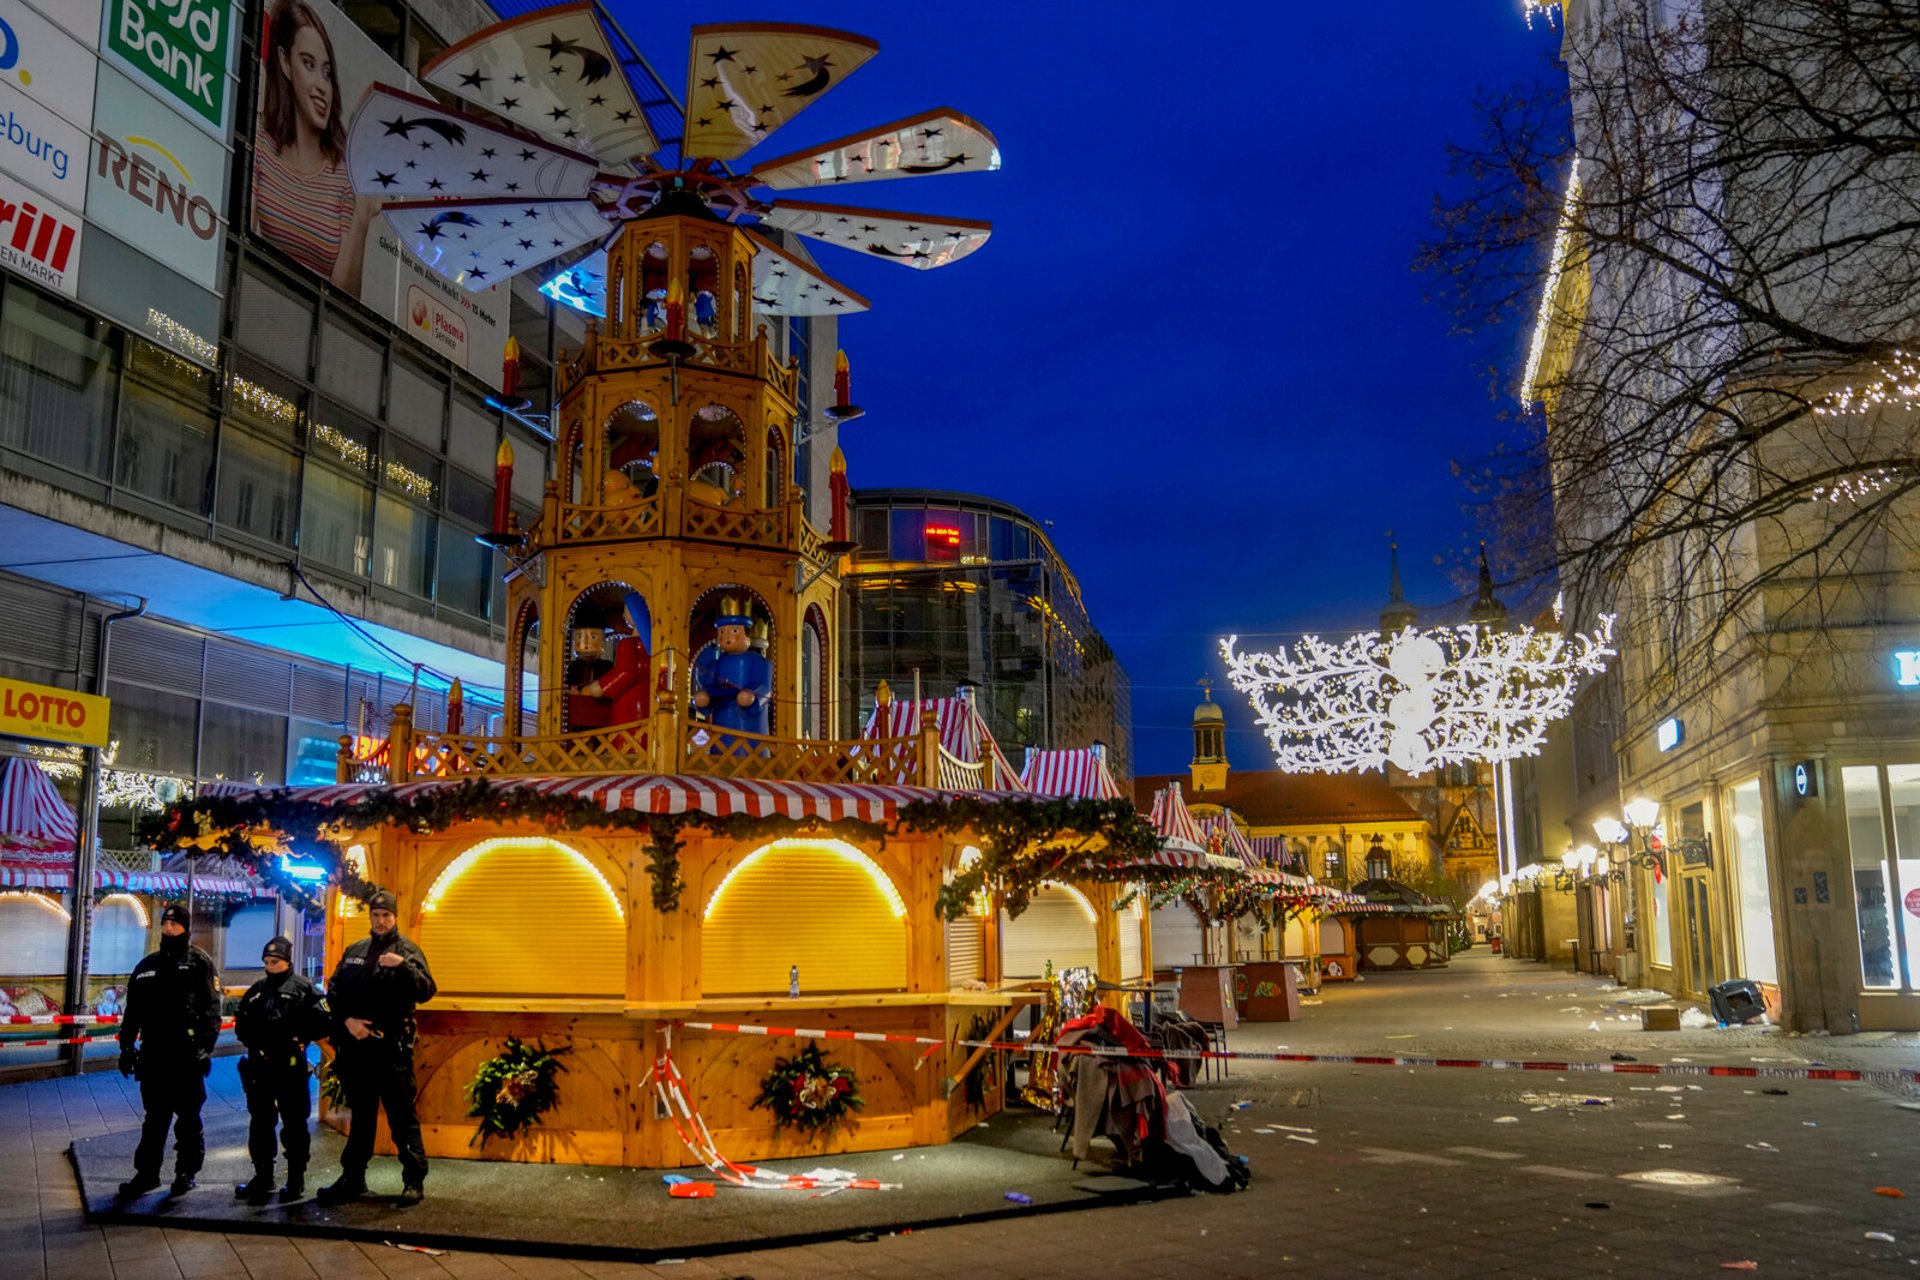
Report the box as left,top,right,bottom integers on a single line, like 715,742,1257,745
1132,768,1422,829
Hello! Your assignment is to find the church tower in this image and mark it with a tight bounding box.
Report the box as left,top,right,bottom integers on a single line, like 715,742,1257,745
1190,680,1229,795
1379,538,1417,634
502,195,844,746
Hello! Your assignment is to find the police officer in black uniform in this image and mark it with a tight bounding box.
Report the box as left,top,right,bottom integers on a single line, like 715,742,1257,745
116,902,220,1197
233,934,328,1203
317,889,436,1204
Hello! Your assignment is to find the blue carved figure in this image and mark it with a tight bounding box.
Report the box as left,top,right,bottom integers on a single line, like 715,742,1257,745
692,596,771,736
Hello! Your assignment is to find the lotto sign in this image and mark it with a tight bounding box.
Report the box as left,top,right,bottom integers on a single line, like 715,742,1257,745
0,676,108,747
100,0,237,139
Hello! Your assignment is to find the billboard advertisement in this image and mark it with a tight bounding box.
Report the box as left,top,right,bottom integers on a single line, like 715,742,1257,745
97,0,241,142
0,0,100,296
87,63,227,292
249,0,505,389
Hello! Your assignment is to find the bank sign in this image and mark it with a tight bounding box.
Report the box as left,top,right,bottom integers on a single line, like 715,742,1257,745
0,676,109,748
99,0,238,140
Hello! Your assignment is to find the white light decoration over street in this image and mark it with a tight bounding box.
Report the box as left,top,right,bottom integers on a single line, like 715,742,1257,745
1219,617,1615,775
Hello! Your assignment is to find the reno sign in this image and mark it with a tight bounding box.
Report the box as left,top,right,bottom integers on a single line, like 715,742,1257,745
100,0,239,139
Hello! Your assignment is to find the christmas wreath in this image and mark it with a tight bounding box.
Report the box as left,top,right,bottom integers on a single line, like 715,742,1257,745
750,1041,863,1134
465,1036,569,1147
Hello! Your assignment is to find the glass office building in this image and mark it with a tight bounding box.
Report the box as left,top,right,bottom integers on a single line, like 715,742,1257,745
846,489,1133,779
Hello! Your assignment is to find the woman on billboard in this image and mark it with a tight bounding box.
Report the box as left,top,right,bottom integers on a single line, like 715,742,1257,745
252,0,382,294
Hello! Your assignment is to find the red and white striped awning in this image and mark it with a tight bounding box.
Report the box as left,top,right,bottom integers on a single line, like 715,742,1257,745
1246,834,1286,866
0,863,266,896
1018,748,1123,801
0,757,77,852
862,696,1022,789
1147,781,1205,848
1196,811,1257,865
202,773,980,827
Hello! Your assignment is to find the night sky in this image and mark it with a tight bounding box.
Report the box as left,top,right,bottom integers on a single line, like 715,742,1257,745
622,2,1562,773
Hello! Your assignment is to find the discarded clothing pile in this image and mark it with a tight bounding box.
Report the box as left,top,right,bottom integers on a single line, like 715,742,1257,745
1055,1005,1247,1193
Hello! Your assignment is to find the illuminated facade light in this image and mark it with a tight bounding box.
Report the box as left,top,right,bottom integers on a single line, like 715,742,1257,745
423,837,624,920
705,838,905,921
1520,157,1581,407
1895,650,1920,687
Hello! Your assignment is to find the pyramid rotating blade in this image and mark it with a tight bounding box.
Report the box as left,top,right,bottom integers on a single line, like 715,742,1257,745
347,85,599,202
749,109,1001,191
758,200,991,270
684,23,879,162
747,231,870,316
421,1,659,165
383,197,609,291
539,248,609,317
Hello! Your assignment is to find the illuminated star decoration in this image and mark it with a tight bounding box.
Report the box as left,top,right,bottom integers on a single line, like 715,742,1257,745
1219,617,1615,774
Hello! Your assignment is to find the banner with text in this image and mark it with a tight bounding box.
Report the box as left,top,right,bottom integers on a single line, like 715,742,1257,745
0,0,101,296
0,676,109,748
97,0,241,142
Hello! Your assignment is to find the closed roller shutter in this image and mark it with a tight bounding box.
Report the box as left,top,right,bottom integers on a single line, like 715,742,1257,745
946,915,983,987
1151,903,1206,968
1283,916,1308,960
1119,907,1143,980
701,841,905,996
224,903,278,969
1001,885,1097,980
0,895,69,975
88,896,148,975
415,839,625,996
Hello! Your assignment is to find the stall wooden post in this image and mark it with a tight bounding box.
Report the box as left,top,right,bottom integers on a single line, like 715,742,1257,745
388,704,414,781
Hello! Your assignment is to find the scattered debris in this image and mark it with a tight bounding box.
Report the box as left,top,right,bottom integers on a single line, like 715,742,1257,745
1866,1232,1897,1244
1271,1124,1316,1133
384,1243,447,1256
1585,1202,1611,1210
1680,1008,1716,1029
1874,1187,1906,1198
1762,1088,1790,1096
1611,1053,1639,1062
850,1232,880,1243
1492,1116,1520,1124
1745,1142,1778,1153
669,1182,715,1198
1004,1192,1034,1206
1285,1134,1319,1145
1719,1262,1759,1271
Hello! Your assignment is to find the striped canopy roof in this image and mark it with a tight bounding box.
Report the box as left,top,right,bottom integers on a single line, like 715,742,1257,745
1146,781,1208,856
1196,811,1256,866
0,757,77,852
0,864,267,896
861,696,1023,791
1017,749,1123,801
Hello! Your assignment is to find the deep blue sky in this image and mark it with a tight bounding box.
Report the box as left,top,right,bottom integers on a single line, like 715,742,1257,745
621,3,1560,773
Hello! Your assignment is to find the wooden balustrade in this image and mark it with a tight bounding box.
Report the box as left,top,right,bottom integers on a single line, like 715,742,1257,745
671,721,924,787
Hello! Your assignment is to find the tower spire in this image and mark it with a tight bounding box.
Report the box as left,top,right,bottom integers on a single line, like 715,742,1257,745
1379,530,1417,633
1468,540,1510,628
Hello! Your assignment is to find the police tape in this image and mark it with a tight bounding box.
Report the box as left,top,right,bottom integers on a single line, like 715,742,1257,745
0,1019,236,1049
2,1014,124,1025
674,1019,1920,1086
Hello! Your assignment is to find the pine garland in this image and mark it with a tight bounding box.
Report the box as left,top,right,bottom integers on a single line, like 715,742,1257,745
465,1036,569,1147
750,1041,862,1134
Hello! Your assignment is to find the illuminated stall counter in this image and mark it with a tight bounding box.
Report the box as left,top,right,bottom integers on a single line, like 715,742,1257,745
307,783,1056,1168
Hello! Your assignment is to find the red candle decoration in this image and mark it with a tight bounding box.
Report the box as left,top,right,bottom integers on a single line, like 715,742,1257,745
665,277,685,344
491,438,514,537
501,336,521,396
833,348,851,406
829,446,849,543
446,678,465,735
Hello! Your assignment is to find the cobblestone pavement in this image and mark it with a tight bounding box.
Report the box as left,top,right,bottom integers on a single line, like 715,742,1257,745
8,953,1920,1278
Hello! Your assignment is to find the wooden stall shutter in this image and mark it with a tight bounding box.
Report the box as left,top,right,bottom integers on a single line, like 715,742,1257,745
1119,907,1144,980
416,840,624,996
1151,903,1207,968
701,841,906,996
1000,885,1097,980
946,915,983,987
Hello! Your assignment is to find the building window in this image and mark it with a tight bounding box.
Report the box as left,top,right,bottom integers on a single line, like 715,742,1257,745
1727,779,1777,985
372,492,435,597
117,340,215,514
0,281,116,479
217,428,300,546
1843,763,1920,991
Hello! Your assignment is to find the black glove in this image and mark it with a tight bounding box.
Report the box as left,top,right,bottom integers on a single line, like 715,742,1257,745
119,1050,136,1078
197,1048,212,1077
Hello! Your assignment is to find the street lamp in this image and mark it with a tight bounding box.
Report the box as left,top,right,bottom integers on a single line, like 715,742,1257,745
1592,797,1713,878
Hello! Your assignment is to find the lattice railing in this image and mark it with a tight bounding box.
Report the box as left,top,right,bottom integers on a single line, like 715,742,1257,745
558,497,663,543
674,722,922,786
682,502,784,549
400,722,652,779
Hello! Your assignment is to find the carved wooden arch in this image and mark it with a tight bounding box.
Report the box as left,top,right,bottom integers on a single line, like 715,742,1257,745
802,602,829,738
508,599,539,732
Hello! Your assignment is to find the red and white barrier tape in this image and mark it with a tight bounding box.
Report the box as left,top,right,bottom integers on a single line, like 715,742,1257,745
2,1014,124,1026
0,1019,235,1049
675,1019,1920,1086
644,1026,896,1194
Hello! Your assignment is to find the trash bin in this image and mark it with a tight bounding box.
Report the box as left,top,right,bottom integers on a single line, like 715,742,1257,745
1708,977,1767,1025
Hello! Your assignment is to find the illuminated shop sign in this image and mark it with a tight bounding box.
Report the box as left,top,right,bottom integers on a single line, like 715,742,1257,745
1894,650,1920,687
1655,716,1684,753
925,524,962,547
0,676,110,747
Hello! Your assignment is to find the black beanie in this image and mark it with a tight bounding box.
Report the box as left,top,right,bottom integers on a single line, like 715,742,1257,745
262,935,293,962
366,889,398,914
160,902,190,928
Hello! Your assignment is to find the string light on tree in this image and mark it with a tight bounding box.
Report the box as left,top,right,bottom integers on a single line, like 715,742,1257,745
1811,349,1920,418
1218,617,1615,775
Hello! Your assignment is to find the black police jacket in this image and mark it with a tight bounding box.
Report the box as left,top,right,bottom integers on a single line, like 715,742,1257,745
235,970,328,1058
118,939,220,1059
327,931,436,1043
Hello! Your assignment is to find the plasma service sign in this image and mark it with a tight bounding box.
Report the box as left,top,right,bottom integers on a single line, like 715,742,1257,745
98,0,240,141
0,0,102,297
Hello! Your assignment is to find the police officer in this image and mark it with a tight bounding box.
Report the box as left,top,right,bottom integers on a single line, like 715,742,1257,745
116,902,220,1198
317,889,436,1204
233,935,328,1204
